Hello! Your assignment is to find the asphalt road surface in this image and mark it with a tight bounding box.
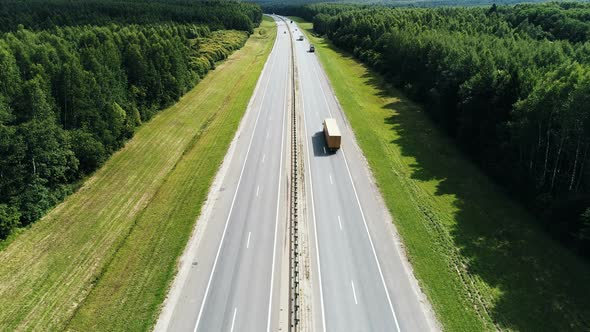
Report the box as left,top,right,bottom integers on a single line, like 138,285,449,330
156,16,290,332
157,17,437,332
290,20,437,332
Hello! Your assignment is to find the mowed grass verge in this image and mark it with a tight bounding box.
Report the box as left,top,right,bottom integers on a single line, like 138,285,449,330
292,17,590,332
0,17,276,332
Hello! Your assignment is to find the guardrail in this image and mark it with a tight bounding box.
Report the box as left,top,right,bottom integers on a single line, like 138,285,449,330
279,16,301,332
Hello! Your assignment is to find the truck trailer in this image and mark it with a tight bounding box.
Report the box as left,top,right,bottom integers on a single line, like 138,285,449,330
323,118,341,152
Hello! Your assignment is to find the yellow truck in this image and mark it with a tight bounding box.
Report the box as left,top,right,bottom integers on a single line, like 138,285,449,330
323,118,341,152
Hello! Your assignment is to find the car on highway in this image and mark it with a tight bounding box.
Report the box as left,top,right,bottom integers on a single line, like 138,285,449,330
298,35,304,41
309,44,315,52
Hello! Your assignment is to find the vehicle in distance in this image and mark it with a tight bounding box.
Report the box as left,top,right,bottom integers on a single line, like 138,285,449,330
309,44,315,52
298,35,304,41
323,118,341,152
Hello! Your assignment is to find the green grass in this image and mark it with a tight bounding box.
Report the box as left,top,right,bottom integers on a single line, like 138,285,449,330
0,17,276,332
291,17,590,332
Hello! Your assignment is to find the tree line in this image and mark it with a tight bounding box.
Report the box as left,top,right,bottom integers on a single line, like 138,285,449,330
258,0,557,14
0,0,260,239
283,2,590,257
0,0,262,33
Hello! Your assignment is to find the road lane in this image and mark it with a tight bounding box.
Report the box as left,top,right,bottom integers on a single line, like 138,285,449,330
156,16,291,332
290,20,438,332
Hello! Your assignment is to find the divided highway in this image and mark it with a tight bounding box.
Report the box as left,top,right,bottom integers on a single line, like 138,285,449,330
156,16,290,332
157,17,437,332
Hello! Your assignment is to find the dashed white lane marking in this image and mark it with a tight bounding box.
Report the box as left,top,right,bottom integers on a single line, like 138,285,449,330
256,185,260,197
247,232,251,249
329,174,333,185
262,154,266,163
266,130,269,139
338,215,342,230
230,307,237,332
323,146,327,154
351,280,358,305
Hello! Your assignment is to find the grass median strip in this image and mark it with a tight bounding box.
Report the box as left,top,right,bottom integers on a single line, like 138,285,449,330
0,17,276,332
292,17,590,332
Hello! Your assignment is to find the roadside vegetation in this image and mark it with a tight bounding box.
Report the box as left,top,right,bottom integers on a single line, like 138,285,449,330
0,4,275,332
0,0,261,241
66,18,277,331
292,16,590,332
288,3,590,260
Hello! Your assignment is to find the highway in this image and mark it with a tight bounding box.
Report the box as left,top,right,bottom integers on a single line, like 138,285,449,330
290,21,437,331
155,16,290,332
157,16,437,332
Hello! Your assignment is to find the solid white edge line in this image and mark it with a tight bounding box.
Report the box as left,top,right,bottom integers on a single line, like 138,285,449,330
192,18,280,332
311,51,402,332
230,307,237,332
351,280,358,305
301,66,328,332
265,33,289,332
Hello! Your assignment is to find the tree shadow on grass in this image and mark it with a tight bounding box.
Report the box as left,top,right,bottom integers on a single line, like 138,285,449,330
359,63,590,331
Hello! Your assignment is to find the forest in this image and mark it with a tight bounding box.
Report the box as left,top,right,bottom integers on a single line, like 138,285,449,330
0,0,261,239
280,2,590,257
256,0,558,12
0,0,261,33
